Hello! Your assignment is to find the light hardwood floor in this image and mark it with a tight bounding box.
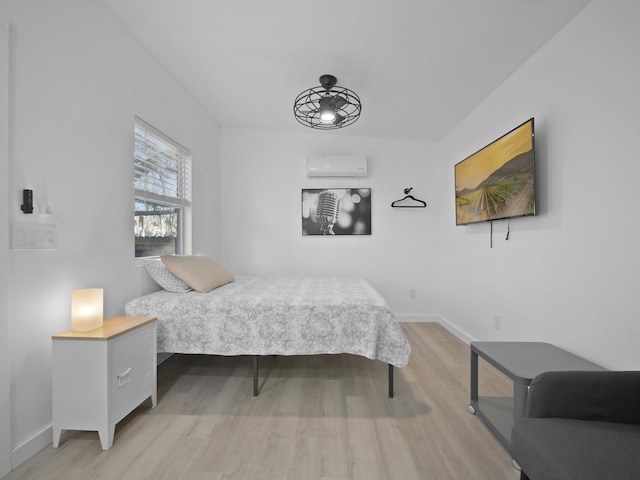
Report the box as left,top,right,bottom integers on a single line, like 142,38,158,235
6,323,520,480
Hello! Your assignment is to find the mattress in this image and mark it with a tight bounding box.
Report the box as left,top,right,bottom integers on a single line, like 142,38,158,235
125,276,411,368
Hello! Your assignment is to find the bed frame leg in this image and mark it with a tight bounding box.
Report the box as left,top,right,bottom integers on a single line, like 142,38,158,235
253,355,259,396
388,364,394,398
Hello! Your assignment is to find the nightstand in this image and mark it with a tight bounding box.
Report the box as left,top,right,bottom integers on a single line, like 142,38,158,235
52,316,157,450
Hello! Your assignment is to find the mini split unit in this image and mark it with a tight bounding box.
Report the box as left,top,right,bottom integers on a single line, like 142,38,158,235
306,155,368,177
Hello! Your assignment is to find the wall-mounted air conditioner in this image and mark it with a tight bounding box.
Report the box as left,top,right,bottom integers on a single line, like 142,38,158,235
307,155,368,178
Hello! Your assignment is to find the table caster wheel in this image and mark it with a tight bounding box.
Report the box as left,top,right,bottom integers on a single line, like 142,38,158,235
467,404,476,415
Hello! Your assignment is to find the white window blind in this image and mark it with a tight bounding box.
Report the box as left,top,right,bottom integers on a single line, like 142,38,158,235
134,117,192,257
134,117,191,206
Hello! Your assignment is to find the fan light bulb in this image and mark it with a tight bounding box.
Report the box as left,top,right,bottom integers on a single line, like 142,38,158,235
318,95,337,123
320,110,336,123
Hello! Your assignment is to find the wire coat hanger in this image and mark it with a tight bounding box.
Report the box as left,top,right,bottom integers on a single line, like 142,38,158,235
391,187,427,208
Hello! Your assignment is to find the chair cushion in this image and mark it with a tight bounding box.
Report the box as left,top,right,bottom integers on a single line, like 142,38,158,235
512,418,640,480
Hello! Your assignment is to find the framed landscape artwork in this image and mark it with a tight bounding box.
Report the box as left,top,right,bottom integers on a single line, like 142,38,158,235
302,188,372,236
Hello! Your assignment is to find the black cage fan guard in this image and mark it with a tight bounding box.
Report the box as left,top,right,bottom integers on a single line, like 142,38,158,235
293,74,362,130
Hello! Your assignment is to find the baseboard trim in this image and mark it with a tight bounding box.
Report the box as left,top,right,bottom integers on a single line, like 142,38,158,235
395,314,439,323
11,425,51,470
435,315,474,345
396,313,476,346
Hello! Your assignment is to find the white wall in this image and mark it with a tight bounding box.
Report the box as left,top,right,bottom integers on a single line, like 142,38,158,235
220,128,438,319
0,0,220,470
0,19,11,480
435,0,640,369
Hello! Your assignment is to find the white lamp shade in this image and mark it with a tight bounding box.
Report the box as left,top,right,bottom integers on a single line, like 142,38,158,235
71,288,104,332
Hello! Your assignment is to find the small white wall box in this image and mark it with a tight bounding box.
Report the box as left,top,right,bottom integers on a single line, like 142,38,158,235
307,155,368,177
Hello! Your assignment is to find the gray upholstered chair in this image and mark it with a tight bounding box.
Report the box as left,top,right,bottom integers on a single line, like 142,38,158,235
511,370,640,480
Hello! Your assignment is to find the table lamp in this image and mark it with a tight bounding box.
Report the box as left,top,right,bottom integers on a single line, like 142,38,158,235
71,288,103,331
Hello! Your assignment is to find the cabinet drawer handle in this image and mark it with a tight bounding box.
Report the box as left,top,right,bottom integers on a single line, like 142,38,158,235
117,368,132,387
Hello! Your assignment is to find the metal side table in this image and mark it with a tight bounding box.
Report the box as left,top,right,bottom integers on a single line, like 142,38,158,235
468,341,605,452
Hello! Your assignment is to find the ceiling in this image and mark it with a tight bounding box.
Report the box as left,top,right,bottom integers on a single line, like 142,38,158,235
104,0,592,142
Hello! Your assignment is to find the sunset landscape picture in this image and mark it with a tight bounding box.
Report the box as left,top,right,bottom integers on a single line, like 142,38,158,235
455,119,535,225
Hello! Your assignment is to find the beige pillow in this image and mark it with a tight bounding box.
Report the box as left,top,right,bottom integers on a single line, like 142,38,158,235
160,255,235,293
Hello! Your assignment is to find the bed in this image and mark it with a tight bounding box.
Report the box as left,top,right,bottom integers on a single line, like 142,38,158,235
125,275,411,397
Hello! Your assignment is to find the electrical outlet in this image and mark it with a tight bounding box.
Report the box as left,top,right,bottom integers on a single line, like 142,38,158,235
494,314,502,330
409,289,417,299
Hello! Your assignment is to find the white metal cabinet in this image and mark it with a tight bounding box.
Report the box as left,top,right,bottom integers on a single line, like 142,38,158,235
52,316,157,450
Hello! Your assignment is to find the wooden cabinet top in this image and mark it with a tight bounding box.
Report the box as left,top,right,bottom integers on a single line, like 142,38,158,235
52,316,156,341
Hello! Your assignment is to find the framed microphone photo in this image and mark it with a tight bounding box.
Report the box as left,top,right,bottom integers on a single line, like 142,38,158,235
301,188,372,236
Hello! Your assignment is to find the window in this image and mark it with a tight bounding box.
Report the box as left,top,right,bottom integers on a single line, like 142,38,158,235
134,117,192,258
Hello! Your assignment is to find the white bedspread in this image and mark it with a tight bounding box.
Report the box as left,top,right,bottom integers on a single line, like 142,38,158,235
125,276,411,368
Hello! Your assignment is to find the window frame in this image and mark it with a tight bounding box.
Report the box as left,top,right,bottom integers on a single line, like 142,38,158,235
134,116,192,258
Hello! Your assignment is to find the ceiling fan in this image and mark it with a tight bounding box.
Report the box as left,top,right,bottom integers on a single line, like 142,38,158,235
293,74,362,130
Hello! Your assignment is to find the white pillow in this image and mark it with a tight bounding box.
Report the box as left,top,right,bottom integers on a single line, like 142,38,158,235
160,255,234,293
143,258,192,292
